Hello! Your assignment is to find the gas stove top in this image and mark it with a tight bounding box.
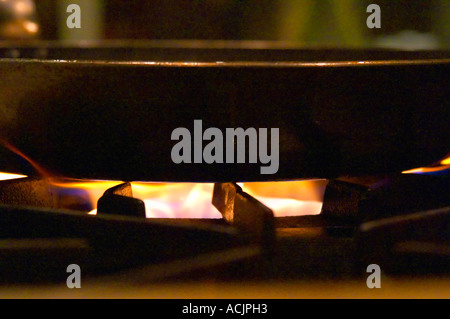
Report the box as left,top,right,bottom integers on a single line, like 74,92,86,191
0,169,447,298
0,43,448,299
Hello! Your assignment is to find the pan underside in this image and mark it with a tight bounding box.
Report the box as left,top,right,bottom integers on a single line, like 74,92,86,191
0,44,448,182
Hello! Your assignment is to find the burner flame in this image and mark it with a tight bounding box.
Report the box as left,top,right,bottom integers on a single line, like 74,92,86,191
0,141,326,219
241,180,327,217
0,172,27,181
0,138,52,177
441,157,450,165
402,156,450,175
51,179,327,219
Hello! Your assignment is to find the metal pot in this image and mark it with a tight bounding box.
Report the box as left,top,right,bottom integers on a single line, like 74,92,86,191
0,41,448,182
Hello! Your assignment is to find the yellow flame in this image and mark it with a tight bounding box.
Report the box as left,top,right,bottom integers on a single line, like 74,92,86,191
402,166,449,174
50,179,327,219
52,180,221,218
51,179,123,211
0,172,27,181
133,182,219,218
242,180,327,217
402,156,450,174
441,157,450,165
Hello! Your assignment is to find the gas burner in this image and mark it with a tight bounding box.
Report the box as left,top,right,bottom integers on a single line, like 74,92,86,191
0,171,447,285
0,43,448,298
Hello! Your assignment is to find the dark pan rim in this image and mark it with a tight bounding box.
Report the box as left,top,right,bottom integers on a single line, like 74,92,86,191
1,58,449,68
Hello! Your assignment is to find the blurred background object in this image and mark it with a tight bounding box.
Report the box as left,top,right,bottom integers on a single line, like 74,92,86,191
24,0,449,49
0,0,40,39
56,0,104,40
1,0,449,48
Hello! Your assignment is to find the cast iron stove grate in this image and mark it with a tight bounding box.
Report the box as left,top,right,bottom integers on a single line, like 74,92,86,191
0,173,448,284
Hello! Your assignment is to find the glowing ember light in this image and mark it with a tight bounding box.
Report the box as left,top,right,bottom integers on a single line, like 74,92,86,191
0,172,27,181
14,0,35,16
23,21,39,34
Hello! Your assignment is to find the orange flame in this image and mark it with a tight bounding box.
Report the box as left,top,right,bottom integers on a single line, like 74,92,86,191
241,180,327,217
0,138,52,178
51,180,221,218
0,137,327,218
51,179,326,219
402,156,450,174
